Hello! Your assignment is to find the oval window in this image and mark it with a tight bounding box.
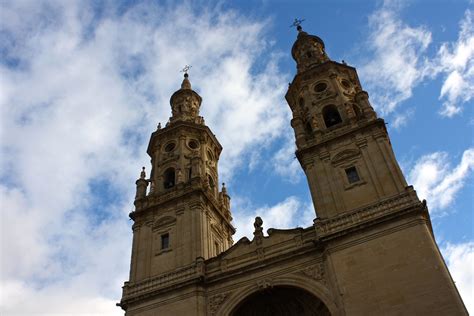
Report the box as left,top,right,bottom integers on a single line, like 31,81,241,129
341,79,351,89
164,142,176,152
314,82,327,93
188,140,199,150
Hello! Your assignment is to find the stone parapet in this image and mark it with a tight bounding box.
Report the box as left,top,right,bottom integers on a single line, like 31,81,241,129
121,259,205,306
315,187,422,240
133,180,224,219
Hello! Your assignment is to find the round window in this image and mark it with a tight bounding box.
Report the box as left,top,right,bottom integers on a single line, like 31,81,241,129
188,139,199,150
164,142,176,152
314,82,327,93
341,79,351,89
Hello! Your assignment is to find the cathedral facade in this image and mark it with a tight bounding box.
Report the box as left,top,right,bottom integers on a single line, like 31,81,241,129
118,26,467,315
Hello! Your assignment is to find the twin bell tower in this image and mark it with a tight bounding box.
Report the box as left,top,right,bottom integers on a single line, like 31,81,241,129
118,22,467,316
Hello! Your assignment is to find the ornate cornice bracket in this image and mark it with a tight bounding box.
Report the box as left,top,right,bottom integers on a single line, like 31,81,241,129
209,293,230,315
298,262,326,285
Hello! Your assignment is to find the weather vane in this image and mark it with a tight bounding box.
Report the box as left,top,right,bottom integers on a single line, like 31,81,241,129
290,18,305,31
181,65,192,75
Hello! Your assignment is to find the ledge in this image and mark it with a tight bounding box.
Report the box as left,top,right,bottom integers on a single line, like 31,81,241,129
120,259,205,307
314,187,422,240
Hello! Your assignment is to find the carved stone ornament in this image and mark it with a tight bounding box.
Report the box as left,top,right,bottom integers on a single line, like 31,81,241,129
257,278,273,290
209,293,229,315
253,216,264,245
330,148,360,166
300,263,325,284
153,216,176,230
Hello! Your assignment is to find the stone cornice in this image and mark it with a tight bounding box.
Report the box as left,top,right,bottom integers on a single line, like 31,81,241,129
296,118,385,166
147,121,222,156
132,181,235,233
314,187,423,241
119,259,205,309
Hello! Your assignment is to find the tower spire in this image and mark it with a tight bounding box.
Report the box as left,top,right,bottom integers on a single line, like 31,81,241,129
169,65,202,124
181,74,191,89
180,65,192,89
291,24,329,73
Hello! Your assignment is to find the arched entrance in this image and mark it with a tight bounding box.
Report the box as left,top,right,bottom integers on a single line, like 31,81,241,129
230,286,331,316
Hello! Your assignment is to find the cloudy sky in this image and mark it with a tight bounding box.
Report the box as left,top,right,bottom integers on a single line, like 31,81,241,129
0,0,473,314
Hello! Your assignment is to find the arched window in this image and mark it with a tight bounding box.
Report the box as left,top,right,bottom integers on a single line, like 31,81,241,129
163,168,175,189
322,105,342,128
188,167,192,181
207,150,214,161
299,97,305,108
208,175,215,190
353,104,362,118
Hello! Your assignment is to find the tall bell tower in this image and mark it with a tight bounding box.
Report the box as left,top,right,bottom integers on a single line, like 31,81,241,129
286,25,407,219
120,72,235,313
285,24,467,314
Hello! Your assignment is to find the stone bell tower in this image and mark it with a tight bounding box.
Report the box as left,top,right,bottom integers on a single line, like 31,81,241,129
119,72,235,313
286,25,407,219
284,24,467,314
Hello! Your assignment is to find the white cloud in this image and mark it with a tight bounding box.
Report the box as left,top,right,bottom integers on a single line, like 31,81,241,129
407,148,474,214
391,108,415,129
270,131,303,183
0,1,289,314
360,1,432,115
442,241,474,313
361,4,474,118
232,196,314,240
434,9,474,117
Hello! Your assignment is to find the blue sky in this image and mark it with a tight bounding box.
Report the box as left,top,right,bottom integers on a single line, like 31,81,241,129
1,0,473,314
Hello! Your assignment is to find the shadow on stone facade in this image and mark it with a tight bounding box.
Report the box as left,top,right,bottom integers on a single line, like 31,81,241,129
230,286,330,316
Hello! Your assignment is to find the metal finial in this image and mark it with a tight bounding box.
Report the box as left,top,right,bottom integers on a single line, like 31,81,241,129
180,65,192,77
290,18,305,31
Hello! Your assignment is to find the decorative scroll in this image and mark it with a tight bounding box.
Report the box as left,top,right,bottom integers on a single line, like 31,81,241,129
209,293,229,315
153,216,176,230
257,278,273,290
330,148,360,166
300,263,325,284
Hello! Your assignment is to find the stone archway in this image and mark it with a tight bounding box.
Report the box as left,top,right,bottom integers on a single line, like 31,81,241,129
230,286,331,316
